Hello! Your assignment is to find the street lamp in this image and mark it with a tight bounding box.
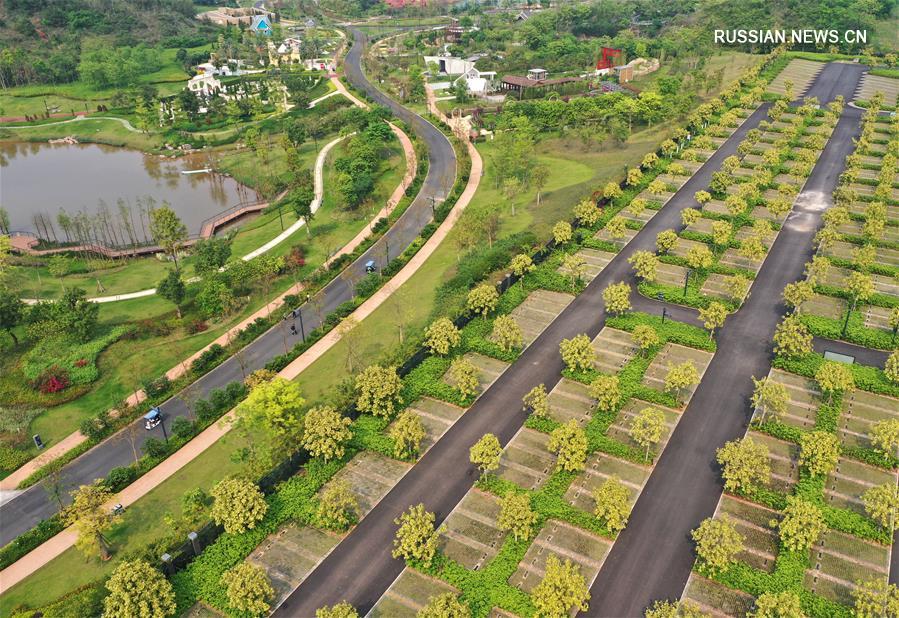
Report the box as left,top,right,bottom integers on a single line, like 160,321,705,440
158,418,169,443
683,269,691,297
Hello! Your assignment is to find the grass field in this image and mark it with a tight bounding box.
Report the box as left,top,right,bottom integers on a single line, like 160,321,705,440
0,429,249,617
0,117,163,150
630,51,760,97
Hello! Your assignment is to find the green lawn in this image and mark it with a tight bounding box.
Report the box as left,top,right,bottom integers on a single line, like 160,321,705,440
0,429,248,618
0,46,205,119
0,117,163,150
630,51,760,97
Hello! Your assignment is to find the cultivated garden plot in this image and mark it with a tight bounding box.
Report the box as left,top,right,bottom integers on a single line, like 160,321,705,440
324,451,411,517
496,428,556,491
507,519,611,594
593,225,638,249
246,523,343,608
854,74,899,107
824,456,897,515
564,451,651,513
508,290,575,347
838,389,899,450
591,327,639,375
681,574,756,617
369,568,462,618
390,397,465,455
437,488,507,570
749,430,799,493
441,352,511,395
545,378,595,426
804,529,890,605
715,495,782,574
640,343,713,403
753,368,822,429
557,248,615,283
606,399,680,457
183,602,225,618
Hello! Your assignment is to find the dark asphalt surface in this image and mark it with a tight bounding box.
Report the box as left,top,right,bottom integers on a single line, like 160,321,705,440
0,30,456,548
273,60,868,618
588,62,867,616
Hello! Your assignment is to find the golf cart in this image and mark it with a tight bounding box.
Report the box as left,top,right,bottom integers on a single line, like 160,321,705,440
144,408,162,430
365,259,376,274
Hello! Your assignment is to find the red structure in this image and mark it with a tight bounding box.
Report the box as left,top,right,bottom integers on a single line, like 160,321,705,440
595,47,622,71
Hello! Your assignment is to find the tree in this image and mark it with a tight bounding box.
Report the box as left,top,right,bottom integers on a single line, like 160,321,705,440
532,164,550,206
317,479,358,531
631,407,666,461
872,419,899,459
629,251,659,282
560,334,595,372
863,483,899,533
656,230,679,254
450,357,479,399
157,269,186,319
627,325,658,358
236,377,305,463
711,220,732,247
523,384,550,418
467,283,499,317
470,433,503,475
302,405,352,462
738,236,766,262
317,602,360,618
221,562,273,617
593,476,630,533
549,420,588,472
492,314,523,352
782,281,815,313
725,274,750,303
0,290,24,345
799,431,840,477
698,302,728,339
686,244,714,270
498,491,537,541
193,237,231,275
603,182,622,200
749,591,804,618
425,318,461,355
149,205,188,270
603,281,632,315
694,190,712,204
777,496,825,551
418,593,470,618
664,361,699,404
392,504,442,567
355,364,403,418
853,579,899,618
27,287,99,342
590,374,622,412
64,481,119,559
752,377,788,423
773,315,813,358
627,167,643,186
814,361,854,402
103,560,176,618
573,199,601,226
562,253,587,289
691,516,744,573
552,221,573,245
645,600,709,618
390,409,425,459
606,215,628,239
886,351,899,384
510,254,535,278
681,208,701,227
847,271,875,310
716,437,770,493
210,477,268,534
530,555,590,618
290,186,316,236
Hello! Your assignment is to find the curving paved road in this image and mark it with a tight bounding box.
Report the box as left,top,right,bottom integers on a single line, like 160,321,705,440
0,31,456,548
271,55,818,618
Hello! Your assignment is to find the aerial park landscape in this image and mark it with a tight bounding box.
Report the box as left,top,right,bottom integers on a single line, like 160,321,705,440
1,0,899,616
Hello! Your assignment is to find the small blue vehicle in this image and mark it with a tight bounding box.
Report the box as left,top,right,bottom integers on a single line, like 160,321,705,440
365,260,376,274
144,408,162,430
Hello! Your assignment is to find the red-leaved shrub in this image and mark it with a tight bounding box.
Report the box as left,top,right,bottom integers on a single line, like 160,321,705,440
34,366,71,394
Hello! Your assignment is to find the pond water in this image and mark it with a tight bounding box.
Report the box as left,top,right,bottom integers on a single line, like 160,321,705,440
0,141,258,241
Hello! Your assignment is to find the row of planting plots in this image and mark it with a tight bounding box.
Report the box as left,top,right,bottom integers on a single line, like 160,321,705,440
366,74,783,618
369,314,716,618
177,260,584,615
798,100,899,356
632,96,841,317
672,96,899,618
173,57,779,617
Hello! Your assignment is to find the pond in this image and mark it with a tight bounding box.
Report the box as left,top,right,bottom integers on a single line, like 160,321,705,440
0,141,259,243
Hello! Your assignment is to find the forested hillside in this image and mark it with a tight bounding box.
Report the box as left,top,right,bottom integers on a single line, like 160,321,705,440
0,0,222,87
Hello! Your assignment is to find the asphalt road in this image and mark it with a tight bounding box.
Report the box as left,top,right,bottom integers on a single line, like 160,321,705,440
587,61,867,616
0,30,456,548
273,60,804,618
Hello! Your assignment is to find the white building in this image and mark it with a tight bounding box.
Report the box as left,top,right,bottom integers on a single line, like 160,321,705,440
423,54,475,76
455,67,496,94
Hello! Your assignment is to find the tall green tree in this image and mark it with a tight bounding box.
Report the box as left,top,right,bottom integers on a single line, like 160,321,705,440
103,560,176,618
149,205,188,270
